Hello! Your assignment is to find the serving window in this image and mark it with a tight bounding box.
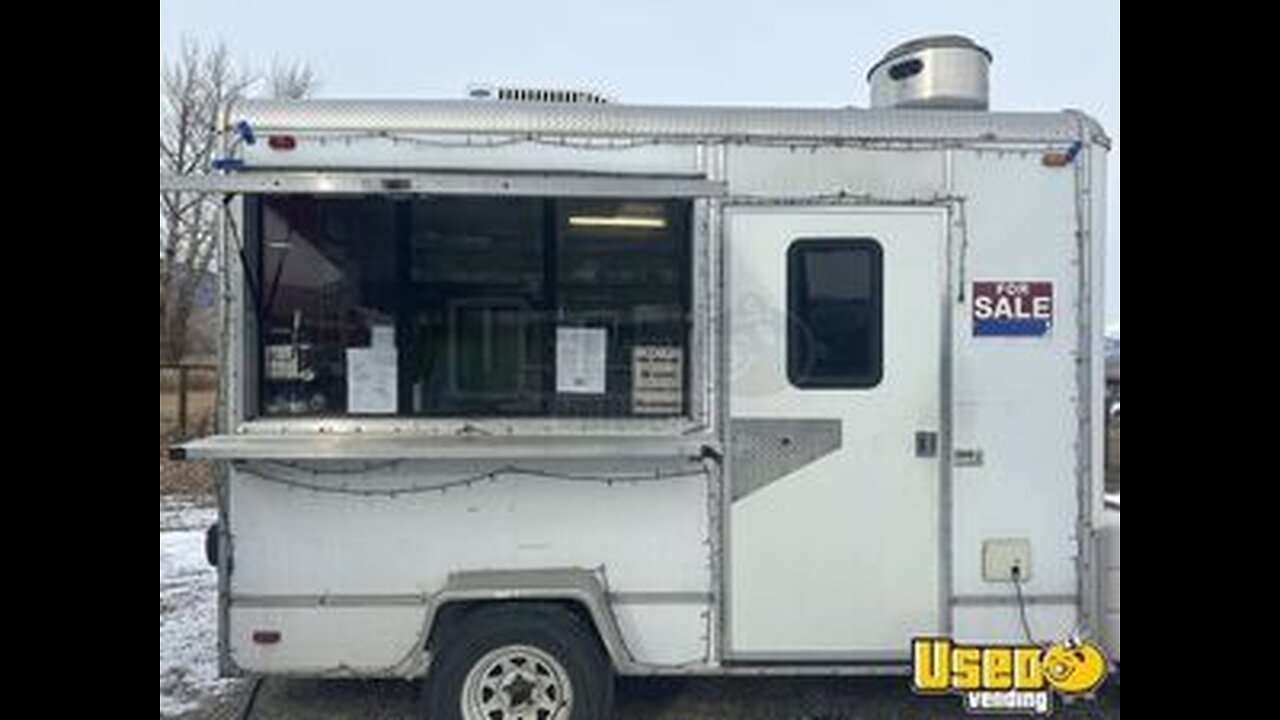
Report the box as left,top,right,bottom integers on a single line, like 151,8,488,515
252,195,691,418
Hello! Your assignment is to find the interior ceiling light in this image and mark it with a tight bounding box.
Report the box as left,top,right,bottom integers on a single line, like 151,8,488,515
568,216,667,229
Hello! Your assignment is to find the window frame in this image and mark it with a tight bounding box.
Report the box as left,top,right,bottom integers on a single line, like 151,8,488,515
786,237,885,390
240,193,704,429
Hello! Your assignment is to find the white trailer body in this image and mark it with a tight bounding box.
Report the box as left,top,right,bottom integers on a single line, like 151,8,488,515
166,39,1116,709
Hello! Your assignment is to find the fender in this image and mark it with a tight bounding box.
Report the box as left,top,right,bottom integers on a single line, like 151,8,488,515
421,567,638,674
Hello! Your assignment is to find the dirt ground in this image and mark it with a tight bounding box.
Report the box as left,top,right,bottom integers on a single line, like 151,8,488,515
189,674,1120,719
160,444,216,495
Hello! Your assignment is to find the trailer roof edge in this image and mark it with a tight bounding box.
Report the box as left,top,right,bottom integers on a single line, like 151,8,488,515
232,99,1103,146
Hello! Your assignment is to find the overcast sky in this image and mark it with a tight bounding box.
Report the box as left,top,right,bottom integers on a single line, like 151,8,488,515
160,0,1119,323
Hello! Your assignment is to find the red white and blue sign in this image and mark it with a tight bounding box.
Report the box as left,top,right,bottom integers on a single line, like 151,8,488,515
973,281,1053,337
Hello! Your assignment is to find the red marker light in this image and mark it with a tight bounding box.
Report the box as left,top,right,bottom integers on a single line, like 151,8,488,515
252,630,282,645
268,135,297,151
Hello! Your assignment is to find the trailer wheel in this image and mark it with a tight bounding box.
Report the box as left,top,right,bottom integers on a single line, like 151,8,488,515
423,604,613,720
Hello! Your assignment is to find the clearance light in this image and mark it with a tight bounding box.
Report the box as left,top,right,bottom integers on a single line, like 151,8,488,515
568,216,667,229
252,630,282,645
1041,140,1082,167
267,134,297,151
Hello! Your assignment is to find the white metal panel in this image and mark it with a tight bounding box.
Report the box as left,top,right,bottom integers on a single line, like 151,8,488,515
229,466,709,595
227,463,711,666
952,605,1077,645
610,604,710,667
949,151,1080,604
230,606,425,674
242,135,699,174
726,207,945,655
728,146,943,199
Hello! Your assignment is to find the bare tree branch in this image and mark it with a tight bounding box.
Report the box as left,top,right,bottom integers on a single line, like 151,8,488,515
269,60,319,100
161,39,319,362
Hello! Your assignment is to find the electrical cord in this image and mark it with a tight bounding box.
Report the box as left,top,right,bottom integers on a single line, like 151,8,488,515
258,459,405,476
1012,568,1114,719
1011,567,1036,645
237,675,263,720
295,130,662,151
233,460,707,498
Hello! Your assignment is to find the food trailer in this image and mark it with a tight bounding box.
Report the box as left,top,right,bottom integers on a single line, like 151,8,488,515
163,35,1117,720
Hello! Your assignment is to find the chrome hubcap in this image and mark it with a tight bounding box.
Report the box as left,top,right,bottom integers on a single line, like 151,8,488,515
462,644,573,720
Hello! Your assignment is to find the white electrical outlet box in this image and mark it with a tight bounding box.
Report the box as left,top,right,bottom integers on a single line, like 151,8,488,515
983,539,1032,582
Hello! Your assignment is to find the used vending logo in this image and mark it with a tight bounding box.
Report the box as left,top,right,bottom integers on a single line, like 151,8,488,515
911,637,1107,715
973,281,1053,336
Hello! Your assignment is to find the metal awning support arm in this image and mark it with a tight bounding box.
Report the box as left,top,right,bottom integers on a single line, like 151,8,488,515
223,193,264,322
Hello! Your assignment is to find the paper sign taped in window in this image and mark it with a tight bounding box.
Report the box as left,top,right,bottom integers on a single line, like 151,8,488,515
347,347,398,414
370,324,396,350
556,327,607,395
632,346,683,415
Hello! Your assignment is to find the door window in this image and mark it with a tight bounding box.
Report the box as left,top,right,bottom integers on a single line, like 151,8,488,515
787,238,883,388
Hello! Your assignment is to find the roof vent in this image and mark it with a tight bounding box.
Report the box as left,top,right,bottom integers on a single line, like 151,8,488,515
867,35,992,110
467,84,610,104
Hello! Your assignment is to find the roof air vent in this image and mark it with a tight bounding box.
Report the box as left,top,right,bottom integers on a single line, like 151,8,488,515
467,84,610,104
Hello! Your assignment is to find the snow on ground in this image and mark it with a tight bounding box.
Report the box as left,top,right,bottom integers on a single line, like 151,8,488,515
160,498,237,717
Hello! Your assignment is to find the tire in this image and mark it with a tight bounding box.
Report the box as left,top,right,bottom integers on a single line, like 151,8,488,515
423,603,613,720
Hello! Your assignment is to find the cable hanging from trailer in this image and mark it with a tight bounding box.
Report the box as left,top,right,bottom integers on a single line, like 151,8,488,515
232,460,711,498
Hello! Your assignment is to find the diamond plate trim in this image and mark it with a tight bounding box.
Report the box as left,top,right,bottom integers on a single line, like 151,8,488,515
730,418,842,502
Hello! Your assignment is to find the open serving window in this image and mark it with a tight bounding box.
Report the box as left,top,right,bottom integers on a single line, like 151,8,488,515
250,195,694,422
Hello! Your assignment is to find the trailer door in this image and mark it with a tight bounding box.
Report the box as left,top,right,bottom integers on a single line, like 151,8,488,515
726,206,947,659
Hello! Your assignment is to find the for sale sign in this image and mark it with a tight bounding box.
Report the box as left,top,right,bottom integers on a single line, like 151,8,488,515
972,282,1053,337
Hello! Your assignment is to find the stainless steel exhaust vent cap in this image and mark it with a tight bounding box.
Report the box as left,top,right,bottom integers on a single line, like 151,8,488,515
867,35,992,110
